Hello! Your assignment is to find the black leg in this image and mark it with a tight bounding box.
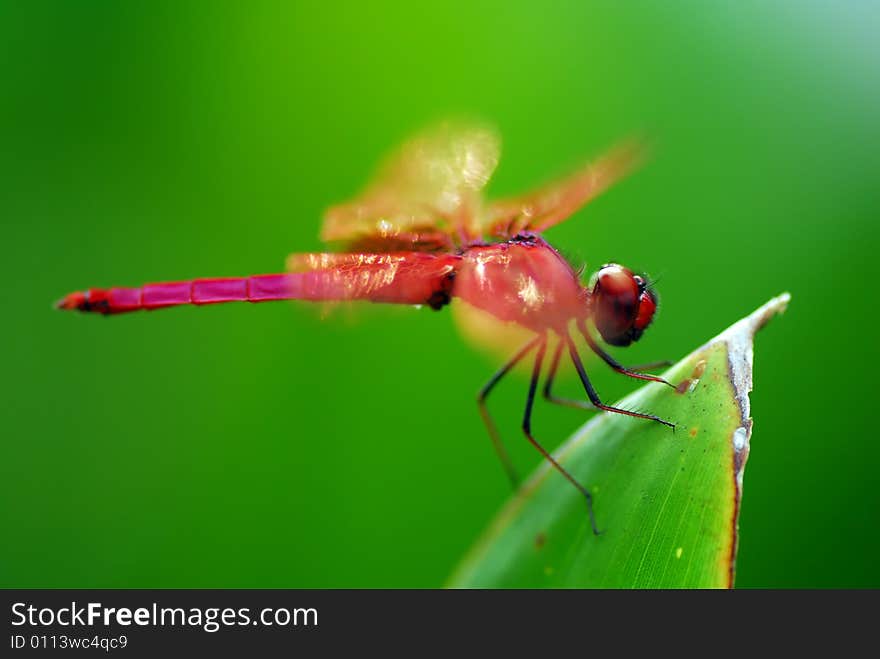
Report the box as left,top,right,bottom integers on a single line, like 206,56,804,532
577,319,674,387
566,333,675,429
543,340,674,413
625,360,673,372
542,339,597,411
522,334,601,535
477,335,543,489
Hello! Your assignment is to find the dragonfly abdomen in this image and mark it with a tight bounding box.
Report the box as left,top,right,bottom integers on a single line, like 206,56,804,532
56,275,298,314
57,252,462,314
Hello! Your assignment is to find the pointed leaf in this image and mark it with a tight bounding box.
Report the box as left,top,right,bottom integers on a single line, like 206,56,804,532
449,293,790,588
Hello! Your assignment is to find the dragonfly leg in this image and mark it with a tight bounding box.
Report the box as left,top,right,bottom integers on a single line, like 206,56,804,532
577,319,674,387
542,340,597,411
477,335,543,489
522,334,601,535
625,359,674,372
566,333,676,429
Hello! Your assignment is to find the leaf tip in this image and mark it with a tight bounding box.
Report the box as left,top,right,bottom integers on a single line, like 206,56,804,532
720,292,789,587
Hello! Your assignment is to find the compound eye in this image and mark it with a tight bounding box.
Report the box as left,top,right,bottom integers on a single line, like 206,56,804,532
634,289,657,332
592,264,639,346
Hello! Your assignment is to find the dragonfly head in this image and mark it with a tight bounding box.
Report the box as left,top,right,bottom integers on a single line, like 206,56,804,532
589,264,658,347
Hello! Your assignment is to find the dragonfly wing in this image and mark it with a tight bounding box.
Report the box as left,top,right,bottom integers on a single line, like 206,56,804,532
482,138,646,239
285,251,460,306
321,120,501,251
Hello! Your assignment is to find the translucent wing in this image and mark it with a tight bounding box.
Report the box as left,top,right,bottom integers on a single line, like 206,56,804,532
321,120,501,251
285,251,460,306
482,139,646,239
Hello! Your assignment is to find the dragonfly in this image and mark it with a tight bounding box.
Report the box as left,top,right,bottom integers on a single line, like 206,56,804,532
57,121,674,534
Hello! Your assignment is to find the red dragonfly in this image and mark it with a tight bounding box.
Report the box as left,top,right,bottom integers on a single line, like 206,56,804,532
57,121,673,533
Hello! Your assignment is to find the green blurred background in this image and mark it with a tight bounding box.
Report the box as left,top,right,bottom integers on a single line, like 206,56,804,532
2,1,878,588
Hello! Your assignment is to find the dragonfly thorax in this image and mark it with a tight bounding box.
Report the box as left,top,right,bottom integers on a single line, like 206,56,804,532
453,235,589,334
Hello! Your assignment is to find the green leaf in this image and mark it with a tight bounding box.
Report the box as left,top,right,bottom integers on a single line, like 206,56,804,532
449,293,790,589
